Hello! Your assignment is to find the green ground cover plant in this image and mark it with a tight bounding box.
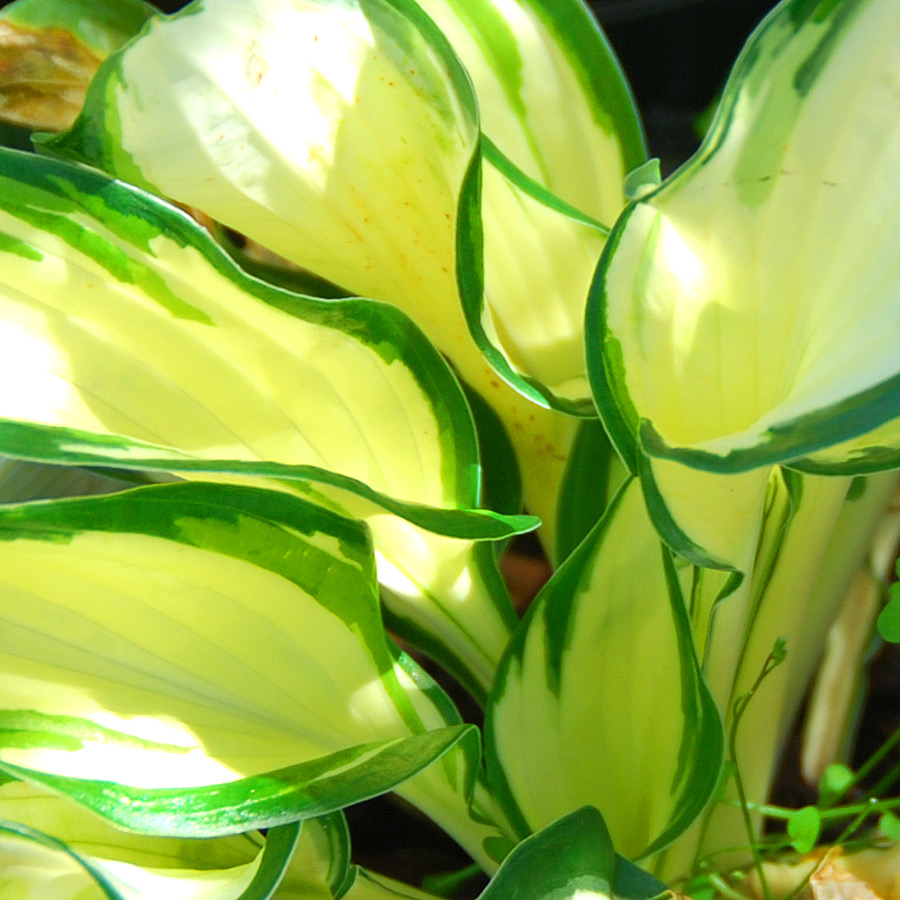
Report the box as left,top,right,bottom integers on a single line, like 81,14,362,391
0,0,900,896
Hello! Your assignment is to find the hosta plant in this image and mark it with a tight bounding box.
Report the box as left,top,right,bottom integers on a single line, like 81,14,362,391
0,0,900,897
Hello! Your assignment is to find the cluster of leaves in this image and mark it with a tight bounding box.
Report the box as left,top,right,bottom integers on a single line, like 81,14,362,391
0,0,899,898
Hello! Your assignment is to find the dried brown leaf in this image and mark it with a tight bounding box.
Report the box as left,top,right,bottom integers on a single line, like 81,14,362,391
0,22,100,131
812,860,882,900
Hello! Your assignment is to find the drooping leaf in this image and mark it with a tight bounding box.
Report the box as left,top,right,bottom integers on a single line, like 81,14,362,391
0,149,484,531
0,483,503,867
486,479,723,860
0,779,356,900
40,0,626,543
0,730,472,839
0,145,533,702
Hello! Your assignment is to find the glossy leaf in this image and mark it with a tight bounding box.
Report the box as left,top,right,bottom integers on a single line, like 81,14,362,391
412,0,644,221
41,0,624,541
0,779,358,900
408,0,646,416
669,469,900,880
0,145,532,701
486,479,723,860
554,417,627,564
473,806,666,900
0,149,483,530
0,483,502,867
477,806,616,900
0,730,471,839
588,0,900,566
46,0,479,361
0,790,445,900
464,143,608,415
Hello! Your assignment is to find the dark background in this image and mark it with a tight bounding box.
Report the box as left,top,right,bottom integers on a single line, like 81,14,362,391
590,0,780,169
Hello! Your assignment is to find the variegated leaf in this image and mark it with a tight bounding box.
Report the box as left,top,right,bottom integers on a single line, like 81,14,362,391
466,144,608,416
411,0,645,420
588,0,900,568
0,483,503,868
47,0,478,354
0,146,533,701
0,780,307,900
676,470,900,880
485,479,723,862
41,0,640,542
412,0,644,222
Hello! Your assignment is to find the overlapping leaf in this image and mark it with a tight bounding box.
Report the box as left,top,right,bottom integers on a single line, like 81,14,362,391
0,780,305,900
42,0,644,543
413,0,644,220
475,806,666,900
0,145,534,700
0,483,502,867
0,778,450,899
587,0,900,569
681,470,900,877
410,0,646,415
465,145,609,416
486,479,723,861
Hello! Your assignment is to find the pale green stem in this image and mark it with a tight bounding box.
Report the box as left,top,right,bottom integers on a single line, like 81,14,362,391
656,470,898,883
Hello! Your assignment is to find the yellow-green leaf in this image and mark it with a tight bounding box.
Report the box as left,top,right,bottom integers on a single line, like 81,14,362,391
588,0,900,566
486,479,723,860
0,483,503,867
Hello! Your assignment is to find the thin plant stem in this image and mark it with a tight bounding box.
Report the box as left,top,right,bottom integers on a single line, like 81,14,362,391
834,798,881,847
734,795,900,820
822,722,900,809
728,639,787,900
706,873,751,900
866,754,900,801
